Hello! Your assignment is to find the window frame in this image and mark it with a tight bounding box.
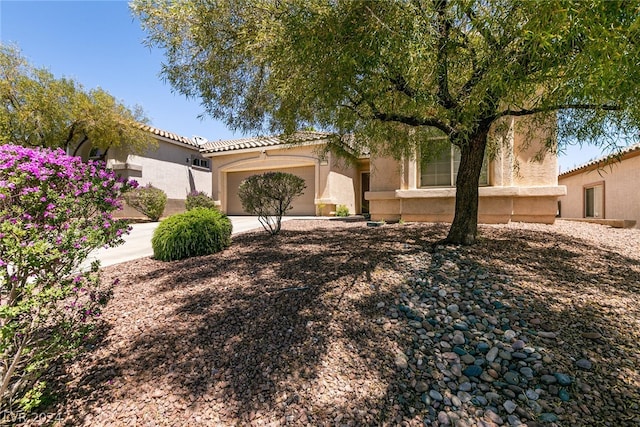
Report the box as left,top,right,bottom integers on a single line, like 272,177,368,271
583,181,605,218
419,145,489,188
191,158,210,170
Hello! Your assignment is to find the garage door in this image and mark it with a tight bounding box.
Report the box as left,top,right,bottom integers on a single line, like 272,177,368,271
226,166,316,215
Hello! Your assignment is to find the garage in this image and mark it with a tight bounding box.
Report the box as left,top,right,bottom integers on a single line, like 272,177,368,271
226,166,316,215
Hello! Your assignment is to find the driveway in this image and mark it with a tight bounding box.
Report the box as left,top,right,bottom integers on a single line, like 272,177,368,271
84,216,309,268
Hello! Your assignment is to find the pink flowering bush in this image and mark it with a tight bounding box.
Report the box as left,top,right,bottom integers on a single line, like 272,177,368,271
0,144,136,411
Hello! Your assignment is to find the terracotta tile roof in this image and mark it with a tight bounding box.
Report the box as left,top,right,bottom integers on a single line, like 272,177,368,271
200,131,332,154
139,124,199,149
559,142,640,177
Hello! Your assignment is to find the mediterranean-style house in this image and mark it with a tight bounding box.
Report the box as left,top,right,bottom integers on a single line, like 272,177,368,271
200,132,369,216
558,143,640,228
74,118,565,223
201,117,565,224
74,124,212,218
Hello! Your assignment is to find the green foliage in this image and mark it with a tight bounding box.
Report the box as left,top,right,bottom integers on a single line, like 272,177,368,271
0,44,155,156
335,205,349,217
0,145,134,412
124,184,167,221
132,0,640,243
152,208,232,261
238,172,306,235
185,190,217,211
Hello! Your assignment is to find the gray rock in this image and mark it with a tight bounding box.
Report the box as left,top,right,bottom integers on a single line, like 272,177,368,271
507,414,524,426
537,331,557,339
486,346,499,363
475,396,488,405
415,381,429,393
438,411,451,425
486,392,501,402
540,374,557,385
504,371,520,385
461,354,476,364
395,353,408,370
457,390,473,403
458,382,472,392
504,329,517,340
452,333,466,345
525,389,539,400
504,400,517,414
576,358,592,370
429,389,444,401
512,340,525,350
447,304,459,313
451,395,462,407
499,350,513,361
519,367,534,379
539,413,558,423
484,409,504,424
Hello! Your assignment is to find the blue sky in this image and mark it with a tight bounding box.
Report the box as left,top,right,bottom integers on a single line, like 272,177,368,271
0,0,626,172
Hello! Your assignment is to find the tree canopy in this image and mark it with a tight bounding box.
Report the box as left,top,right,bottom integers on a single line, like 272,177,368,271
132,0,640,244
0,44,154,159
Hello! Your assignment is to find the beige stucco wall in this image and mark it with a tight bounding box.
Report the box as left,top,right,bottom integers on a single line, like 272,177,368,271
558,153,640,227
367,117,565,224
206,143,363,215
109,140,211,200
74,134,211,219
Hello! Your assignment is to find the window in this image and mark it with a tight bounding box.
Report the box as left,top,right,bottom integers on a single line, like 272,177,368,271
420,146,488,187
192,158,210,169
584,183,604,218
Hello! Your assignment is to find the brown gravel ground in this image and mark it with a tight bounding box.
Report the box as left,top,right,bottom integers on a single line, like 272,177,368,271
19,219,640,426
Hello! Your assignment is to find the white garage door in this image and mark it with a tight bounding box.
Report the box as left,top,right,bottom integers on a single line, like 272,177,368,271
226,166,316,215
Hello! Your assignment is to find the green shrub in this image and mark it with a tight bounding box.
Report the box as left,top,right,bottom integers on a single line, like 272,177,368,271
124,183,167,221
185,190,217,211
238,171,306,235
152,207,232,261
0,145,134,412
335,204,349,217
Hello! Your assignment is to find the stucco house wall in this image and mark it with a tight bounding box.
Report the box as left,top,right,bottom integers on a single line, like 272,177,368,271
201,132,366,216
366,117,565,224
76,125,212,218
558,143,640,228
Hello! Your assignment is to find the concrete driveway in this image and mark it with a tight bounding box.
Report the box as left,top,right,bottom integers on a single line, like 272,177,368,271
84,216,304,268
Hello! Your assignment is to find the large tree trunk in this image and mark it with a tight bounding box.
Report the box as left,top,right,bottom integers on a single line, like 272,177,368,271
445,125,490,245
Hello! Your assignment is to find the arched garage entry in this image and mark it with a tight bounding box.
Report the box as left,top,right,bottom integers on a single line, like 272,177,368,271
226,166,316,215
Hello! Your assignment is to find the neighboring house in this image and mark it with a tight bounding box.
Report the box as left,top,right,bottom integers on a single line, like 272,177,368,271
75,124,212,218
201,119,565,224
558,143,640,228
200,132,370,216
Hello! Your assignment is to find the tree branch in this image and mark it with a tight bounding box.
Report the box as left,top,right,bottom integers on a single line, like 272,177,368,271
387,74,417,99
496,103,622,119
372,110,454,134
434,0,457,109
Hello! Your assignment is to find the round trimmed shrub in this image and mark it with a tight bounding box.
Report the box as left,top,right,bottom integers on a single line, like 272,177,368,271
152,207,232,261
185,190,217,211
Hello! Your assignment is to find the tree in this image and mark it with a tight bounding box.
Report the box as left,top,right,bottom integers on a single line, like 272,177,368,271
132,0,640,244
0,44,155,159
238,172,306,235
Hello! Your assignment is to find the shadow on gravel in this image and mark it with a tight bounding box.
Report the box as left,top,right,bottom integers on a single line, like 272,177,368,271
49,222,447,425
32,222,639,426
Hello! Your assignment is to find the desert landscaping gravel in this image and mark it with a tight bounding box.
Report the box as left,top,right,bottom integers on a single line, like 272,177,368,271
21,219,640,426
